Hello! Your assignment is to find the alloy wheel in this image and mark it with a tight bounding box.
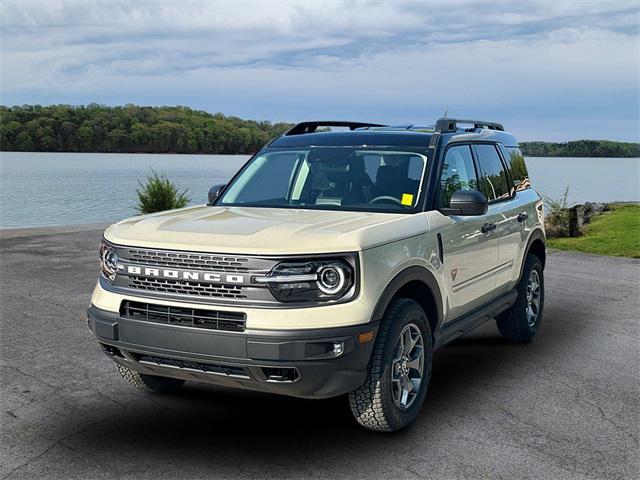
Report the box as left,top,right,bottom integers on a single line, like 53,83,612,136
526,269,542,328
391,323,424,410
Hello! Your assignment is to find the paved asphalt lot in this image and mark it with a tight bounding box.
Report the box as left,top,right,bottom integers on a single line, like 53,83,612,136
1,226,638,480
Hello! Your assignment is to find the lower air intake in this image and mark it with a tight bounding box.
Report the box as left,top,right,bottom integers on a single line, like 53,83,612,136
136,354,249,379
120,300,246,332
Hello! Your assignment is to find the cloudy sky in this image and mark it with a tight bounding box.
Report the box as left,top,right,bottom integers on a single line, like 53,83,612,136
1,0,638,141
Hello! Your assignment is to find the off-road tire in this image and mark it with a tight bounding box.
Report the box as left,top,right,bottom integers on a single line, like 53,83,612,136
348,298,433,432
496,254,544,342
116,364,185,393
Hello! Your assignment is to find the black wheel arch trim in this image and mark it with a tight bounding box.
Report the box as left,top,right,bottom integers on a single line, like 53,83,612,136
370,265,443,331
519,228,546,282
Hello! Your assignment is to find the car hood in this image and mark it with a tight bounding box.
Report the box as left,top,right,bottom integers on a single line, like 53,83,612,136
104,205,429,255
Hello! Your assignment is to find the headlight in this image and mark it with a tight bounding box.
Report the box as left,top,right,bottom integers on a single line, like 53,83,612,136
317,263,348,294
99,240,119,282
256,257,356,303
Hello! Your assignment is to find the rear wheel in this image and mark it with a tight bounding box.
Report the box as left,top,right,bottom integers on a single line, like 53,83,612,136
348,298,433,432
496,254,544,342
116,364,185,393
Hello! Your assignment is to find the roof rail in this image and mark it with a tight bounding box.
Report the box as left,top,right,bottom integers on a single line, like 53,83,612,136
285,121,386,136
434,118,504,133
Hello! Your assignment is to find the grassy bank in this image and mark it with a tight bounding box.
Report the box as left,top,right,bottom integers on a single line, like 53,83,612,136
548,204,640,258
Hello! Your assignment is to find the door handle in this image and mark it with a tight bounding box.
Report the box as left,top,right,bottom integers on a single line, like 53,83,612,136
482,223,496,234
517,212,528,223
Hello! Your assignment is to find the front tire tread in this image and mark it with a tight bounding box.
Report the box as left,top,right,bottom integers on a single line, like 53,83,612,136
348,298,432,432
116,364,185,393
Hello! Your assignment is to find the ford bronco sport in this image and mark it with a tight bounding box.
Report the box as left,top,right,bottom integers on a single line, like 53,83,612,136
88,118,545,432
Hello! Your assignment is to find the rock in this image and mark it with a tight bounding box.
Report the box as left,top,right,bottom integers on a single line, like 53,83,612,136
583,202,608,224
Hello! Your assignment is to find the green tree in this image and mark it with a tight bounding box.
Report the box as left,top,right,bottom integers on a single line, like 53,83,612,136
0,104,295,154
521,140,640,157
3,104,637,157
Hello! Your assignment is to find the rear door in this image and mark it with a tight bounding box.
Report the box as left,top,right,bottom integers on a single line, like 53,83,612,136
437,144,500,320
494,145,537,291
471,143,519,293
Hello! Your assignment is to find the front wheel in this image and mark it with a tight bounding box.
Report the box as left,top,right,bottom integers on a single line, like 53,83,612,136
348,298,433,432
496,254,545,342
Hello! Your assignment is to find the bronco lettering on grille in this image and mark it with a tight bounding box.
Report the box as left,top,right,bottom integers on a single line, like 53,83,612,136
119,264,245,284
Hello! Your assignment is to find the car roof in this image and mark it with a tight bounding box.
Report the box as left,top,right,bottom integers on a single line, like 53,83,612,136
269,130,435,148
269,128,519,149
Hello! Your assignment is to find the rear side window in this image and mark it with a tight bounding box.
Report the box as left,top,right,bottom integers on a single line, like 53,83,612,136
502,146,531,191
473,144,511,202
438,145,478,208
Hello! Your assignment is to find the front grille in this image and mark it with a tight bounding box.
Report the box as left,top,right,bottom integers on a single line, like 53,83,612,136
136,353,249,378
129,277,247,299
120,300,246,332
108,244,279,303
127,248,250,272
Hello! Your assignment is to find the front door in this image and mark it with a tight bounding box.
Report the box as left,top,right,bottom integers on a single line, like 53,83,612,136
436,144,500,321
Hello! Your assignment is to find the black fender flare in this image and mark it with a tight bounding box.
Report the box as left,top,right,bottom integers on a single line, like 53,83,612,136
370,265,443,331
519,228,546,282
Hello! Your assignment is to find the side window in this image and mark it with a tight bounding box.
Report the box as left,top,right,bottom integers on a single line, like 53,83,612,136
501,146,531,192
439,145,478,208
473,144,511,202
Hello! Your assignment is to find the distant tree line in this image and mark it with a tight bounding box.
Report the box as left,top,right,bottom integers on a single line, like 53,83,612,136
520,140,639,158
0,104,292,154
1,105,638,157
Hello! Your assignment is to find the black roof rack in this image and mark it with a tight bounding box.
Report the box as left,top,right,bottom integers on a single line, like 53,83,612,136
285,121,386,136
434,118,504,133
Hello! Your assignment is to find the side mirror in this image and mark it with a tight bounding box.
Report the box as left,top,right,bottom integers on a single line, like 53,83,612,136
441,190,488,216
208,184,226,205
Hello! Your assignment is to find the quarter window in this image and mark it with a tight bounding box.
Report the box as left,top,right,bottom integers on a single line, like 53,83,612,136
439,145,478,208
473,144,511,202
502,146,531,192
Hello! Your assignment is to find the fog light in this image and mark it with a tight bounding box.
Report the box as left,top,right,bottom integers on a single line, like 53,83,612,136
332,341,344,356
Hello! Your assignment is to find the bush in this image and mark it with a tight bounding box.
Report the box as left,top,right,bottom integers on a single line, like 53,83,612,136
543,186,572,238
136,170,190,214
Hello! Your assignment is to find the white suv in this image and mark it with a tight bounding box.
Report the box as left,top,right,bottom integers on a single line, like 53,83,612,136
89,118,546,432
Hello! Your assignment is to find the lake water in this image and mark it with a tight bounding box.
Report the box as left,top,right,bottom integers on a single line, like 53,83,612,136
0,152,638,229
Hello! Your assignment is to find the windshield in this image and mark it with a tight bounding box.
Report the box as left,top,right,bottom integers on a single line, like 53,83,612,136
218,147,428,212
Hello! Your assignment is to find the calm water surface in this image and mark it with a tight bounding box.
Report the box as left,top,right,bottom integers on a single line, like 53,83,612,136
0,152,638,229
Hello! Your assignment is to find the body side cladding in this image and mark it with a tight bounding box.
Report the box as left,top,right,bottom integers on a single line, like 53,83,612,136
434,290,518,349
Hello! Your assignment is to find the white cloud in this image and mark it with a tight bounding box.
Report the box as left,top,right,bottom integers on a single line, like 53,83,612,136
1,0,638,140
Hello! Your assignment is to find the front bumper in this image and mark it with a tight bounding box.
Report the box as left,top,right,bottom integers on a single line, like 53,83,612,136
88,305,378,399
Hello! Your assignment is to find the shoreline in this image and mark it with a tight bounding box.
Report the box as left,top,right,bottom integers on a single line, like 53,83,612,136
0,151,250,156
2,200,638,237
1,150,639,159
0,222,108,240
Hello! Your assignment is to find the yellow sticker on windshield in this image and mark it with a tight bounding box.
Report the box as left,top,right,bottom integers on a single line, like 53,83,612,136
401,193,414,206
